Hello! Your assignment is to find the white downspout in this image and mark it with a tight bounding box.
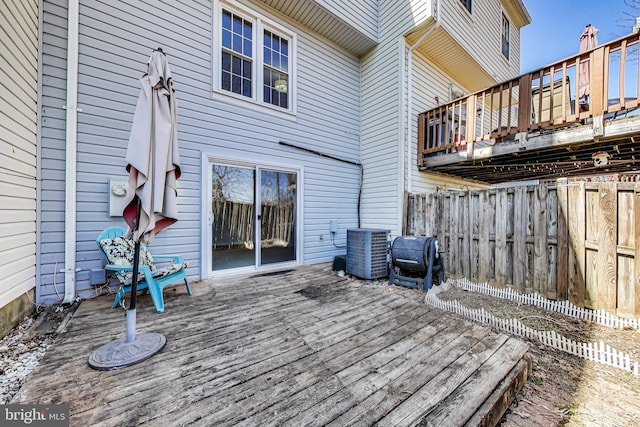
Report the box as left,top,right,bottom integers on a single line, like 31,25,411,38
405,0,441,193
63,0,80,304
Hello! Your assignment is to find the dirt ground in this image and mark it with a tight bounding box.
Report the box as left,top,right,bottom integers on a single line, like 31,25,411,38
375,281,640,427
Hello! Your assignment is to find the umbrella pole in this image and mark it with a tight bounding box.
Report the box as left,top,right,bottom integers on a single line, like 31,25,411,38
88,199,166,370
125,202,142,342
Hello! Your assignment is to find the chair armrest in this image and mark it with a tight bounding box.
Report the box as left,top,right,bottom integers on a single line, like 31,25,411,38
105,264,133,272
152,255,184,264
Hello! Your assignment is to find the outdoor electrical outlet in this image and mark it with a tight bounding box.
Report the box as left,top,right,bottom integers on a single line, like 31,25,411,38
319,235,324,241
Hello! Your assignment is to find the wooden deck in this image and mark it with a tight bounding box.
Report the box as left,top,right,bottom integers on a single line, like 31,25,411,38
13,265,530,426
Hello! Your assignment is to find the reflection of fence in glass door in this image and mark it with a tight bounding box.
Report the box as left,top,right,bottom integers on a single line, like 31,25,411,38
260,169,296,266
211,165,297,270
211,165,256,270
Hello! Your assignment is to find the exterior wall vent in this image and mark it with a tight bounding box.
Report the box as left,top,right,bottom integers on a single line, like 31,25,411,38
346,228,390,279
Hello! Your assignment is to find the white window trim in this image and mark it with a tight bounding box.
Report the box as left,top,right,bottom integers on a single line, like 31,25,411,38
212,0,297,116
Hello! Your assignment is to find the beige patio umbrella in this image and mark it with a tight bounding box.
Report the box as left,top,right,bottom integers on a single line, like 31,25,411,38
89,48,181,370
123,48,181,244
578,24,599,100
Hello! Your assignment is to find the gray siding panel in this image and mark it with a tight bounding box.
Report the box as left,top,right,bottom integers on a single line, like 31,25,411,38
39,0,361,301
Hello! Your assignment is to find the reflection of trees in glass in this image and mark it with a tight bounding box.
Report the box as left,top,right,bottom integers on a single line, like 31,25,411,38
212,165,254,203
261,170,295,205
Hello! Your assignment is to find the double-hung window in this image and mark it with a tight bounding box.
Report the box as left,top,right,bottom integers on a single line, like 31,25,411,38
215,1,294,112
501,13,510,60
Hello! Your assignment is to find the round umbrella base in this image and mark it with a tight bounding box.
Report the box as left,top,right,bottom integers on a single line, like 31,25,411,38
88,332,166,370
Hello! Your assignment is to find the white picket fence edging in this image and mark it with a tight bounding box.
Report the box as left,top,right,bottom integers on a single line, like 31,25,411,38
451,278,640,330
425,282,640,376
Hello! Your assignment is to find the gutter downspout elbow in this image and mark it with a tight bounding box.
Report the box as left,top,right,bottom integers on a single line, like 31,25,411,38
405,0,441,194
63,0,80,304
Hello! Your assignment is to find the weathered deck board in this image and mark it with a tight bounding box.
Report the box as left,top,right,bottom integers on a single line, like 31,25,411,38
13,265,530,426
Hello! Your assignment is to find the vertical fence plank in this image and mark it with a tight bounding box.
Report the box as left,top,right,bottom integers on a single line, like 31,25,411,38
568,183,586,306
471,192,479,279
405,194,415,235
598,182,618,310
448,193,458,275
616,187,634,317
547,188,559,299
478,191,491,282
462,191,471,278
513,187,527,292
557,182,569,300
634,183,640,317
533,185,548,296
495,189,508,285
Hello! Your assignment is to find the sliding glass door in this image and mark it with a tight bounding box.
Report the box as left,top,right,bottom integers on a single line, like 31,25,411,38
211,164,297,271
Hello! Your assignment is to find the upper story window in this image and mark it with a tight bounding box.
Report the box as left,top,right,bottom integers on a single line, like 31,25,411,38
501,13,510,60
460,0,472,13
215,0,295,112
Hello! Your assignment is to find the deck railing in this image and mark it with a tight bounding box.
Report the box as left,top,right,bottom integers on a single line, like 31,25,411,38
418,32,640,163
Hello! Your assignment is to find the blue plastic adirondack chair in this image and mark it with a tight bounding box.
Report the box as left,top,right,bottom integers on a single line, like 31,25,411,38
96,226,192,312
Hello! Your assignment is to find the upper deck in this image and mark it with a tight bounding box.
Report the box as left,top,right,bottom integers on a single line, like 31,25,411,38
418,31,640,184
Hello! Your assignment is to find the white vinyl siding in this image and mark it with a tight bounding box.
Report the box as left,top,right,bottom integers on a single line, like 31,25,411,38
315,0,378,41
0,0,38,308
442,0,521,83
361,0,520,236
37,0,361,301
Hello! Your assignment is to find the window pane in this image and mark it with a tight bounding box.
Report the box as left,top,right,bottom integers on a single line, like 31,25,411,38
222,10,231,30
222,70,231,91
232,55,241,74
243,39,252,56
242,59,251,78
232,34,242,53
264,29,289,73
222,29,231,49
263,84,271,104
263,67,288,108
279,91,288,109
264,47,271,66
242,79,251,97
222,51,231,71
233,15,242,34
232,75,241,93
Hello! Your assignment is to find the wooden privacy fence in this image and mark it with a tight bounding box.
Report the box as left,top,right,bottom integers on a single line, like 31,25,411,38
212,201,294,248
405,180,640,317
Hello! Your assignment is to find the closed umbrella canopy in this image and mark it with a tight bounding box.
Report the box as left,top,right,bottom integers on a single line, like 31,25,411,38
578,24,599,99
123,48,181,243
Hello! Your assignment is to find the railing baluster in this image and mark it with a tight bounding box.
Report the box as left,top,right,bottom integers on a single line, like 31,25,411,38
619,40,627,109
